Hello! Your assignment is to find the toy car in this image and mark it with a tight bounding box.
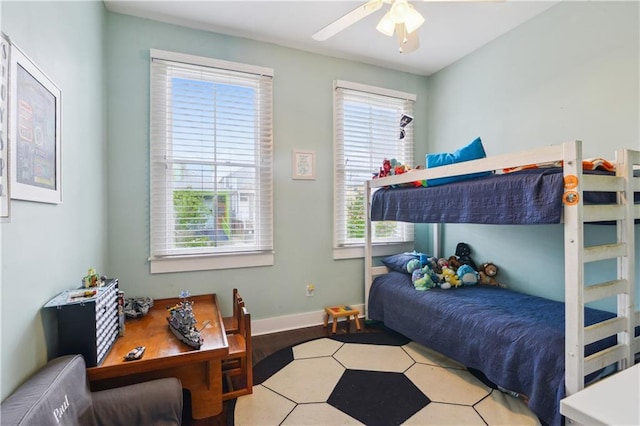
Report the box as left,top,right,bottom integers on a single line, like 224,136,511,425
124,346,145,361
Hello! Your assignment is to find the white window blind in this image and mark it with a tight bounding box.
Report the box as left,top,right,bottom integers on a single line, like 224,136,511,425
334,81,415,249
149,50,273,271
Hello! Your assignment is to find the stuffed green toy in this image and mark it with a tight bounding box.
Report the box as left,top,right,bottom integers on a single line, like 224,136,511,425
411,265,436,291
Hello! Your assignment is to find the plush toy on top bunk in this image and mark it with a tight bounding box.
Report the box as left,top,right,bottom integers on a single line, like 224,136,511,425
372,158,426,188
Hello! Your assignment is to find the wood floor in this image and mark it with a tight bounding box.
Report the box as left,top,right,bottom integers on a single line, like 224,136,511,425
187,320,383,425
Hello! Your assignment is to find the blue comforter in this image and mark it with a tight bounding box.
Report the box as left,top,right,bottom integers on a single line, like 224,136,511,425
371,168,638,224
368,272,617,426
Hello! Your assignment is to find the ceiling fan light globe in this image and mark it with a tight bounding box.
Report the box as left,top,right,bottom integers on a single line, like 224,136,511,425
404,6,425,34
376,11,396,36
390,0,410,23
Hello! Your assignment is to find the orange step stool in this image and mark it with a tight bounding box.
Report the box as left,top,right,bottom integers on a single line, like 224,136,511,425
323,305,361,334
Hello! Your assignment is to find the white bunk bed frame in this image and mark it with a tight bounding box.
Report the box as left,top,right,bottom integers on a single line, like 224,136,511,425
364,139,639,399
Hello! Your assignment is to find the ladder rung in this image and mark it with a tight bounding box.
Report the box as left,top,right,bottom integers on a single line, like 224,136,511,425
584,279,628,303
584,344,625,376
582,174,625,192
584,317,626,345
583,243,627,263
584,205,625,222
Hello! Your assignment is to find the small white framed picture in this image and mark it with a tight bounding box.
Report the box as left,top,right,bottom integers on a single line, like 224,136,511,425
292,150,315,180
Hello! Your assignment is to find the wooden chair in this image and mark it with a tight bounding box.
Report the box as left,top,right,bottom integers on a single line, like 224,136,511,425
222,305,252,400
223,288,243,334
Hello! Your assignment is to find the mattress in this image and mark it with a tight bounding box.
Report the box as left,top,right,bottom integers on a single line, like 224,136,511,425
370,168,635,225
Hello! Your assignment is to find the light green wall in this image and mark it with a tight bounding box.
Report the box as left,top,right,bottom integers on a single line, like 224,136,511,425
421,1,639,305
1,1,107,399
105,13,428,320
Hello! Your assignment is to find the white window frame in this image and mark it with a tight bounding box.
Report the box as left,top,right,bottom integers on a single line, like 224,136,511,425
333,80,416,260
148,49,274,273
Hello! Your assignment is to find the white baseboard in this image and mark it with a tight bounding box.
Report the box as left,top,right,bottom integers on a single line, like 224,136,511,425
251,303,365,336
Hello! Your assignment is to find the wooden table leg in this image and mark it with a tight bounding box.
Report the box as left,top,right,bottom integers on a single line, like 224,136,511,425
354,314,361,330
332,317,338,334
189,359,223,419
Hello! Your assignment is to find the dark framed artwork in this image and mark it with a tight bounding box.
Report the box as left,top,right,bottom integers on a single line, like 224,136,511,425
9,43,62,204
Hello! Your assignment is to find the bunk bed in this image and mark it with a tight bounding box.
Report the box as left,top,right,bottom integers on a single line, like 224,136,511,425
363,140,639,426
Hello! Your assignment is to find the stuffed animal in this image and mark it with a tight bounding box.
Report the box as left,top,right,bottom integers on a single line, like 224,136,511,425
441,267,461,288
457,264,479,286
426,256,441,274
406,258,422,274
406,252,431,274
437,258,449,270
478,262,502,287
447,256,462,272
378,159,392,178
455,242,479,271
372,158,425,187
411,266,436,291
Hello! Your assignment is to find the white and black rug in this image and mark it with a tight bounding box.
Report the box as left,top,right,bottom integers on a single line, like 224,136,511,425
232,330,541,425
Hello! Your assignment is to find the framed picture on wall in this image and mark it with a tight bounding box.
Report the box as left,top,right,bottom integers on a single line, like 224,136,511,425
1,33,11,220
9,43,62,204
292,150,315,180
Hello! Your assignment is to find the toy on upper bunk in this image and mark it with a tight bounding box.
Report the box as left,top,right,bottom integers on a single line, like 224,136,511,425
372,158,426,188
501,157,616,174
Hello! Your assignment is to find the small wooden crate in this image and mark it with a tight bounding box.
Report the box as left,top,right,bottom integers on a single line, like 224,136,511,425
323,305,361,334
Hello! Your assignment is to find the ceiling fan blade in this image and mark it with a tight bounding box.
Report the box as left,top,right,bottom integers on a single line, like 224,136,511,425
312,0,385,41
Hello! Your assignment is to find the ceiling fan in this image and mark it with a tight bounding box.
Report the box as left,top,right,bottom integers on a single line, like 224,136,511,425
313,0,422,53
312,0,491,54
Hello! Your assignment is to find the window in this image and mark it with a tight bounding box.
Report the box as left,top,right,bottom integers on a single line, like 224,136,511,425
334,81,415,258
149,50,273,273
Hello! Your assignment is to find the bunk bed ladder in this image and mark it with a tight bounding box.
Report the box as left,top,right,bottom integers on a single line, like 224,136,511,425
564,141,638,397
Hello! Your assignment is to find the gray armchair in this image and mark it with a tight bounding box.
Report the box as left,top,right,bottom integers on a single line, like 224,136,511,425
0,354,183,426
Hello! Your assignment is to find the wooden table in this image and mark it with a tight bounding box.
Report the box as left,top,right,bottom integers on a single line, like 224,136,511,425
87,294,229,419
560,364,639,425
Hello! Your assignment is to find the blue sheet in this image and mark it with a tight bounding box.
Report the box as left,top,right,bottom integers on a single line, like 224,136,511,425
370,168,638,224
368,272,618,426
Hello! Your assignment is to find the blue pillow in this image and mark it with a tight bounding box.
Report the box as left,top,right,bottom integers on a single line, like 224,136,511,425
381,253,419,274
425,137,492,186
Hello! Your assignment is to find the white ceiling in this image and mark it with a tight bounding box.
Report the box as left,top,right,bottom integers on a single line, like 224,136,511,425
104,0,559,76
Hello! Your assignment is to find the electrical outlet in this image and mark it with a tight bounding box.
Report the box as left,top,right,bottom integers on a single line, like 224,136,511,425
306,284,315,297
